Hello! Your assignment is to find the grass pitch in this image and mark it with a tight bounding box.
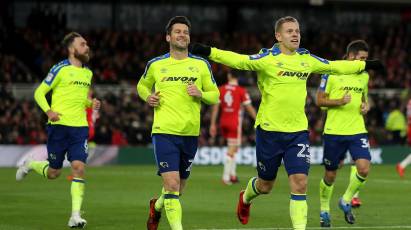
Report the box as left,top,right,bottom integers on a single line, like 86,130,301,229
0,164,410,230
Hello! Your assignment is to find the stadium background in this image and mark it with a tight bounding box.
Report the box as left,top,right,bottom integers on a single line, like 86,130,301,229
2,0,411,163
1,0,411,229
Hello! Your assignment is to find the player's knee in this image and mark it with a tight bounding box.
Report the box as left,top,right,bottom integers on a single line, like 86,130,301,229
47,169,61,179
257,181,273,194
357,167,369,178
71,162,86,177
323,176,335,185
164,179,180,192
324,171,337,184
291,178,307,194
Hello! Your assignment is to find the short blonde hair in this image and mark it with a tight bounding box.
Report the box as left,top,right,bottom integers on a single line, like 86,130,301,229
274,16,298,33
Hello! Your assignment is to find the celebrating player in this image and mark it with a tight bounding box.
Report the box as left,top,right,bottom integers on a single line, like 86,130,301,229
190,16,383,230
316,40,371,227
16,32,101,228
138,16,219,230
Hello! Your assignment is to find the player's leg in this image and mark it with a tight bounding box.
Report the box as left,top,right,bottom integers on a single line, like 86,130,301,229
16,125,66,181
225,144,239,184
220,125,238,185
397,154,411,178
343,159,370,204
229,125,242,183
162,171,183,230
237,127,281,224
284,131,311,230
350,166,361,208
289,174,308,230
160,135,197,229
67,127,89,228
150,134,191,230
340,134,371,224
320,134,348,227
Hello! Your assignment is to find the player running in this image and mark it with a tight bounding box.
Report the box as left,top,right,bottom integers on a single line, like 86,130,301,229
316,40,371,227
138,16,219,230
190,16,383,230
16,32,101,228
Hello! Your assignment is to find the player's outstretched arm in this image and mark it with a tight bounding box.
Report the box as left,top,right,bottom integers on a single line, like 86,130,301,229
190,43,267,71
310,54,384,75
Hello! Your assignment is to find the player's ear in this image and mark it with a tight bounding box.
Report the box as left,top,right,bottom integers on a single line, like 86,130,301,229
275,32,281,42
166,34,171,42
68,45,75,55
347,52,355,60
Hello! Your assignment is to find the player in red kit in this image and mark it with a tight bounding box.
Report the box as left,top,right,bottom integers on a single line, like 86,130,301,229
210,71,256,185
397,97,411,178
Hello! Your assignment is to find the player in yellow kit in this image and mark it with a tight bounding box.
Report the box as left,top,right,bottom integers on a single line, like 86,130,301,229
317,40,371,227
16,32,101,228
138,16,219,230
190,16,383,230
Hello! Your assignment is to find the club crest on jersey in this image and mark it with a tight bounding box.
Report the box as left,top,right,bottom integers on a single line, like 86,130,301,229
188,66,199,73
277,71,309,80
160,68,168,73
161,76,198,84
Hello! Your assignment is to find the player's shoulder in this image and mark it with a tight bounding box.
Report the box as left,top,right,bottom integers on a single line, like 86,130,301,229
251,45,281,59
188,53,211,67
142,53,170,77
49,59,71,75
296,47,311,55
147,53,170,67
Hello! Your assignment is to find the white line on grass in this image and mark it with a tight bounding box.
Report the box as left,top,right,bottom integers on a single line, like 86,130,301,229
195,226,411,230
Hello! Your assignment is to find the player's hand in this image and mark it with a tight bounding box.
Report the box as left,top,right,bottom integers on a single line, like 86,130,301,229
187,82,202,98
360,102,369,115
364,60,385,72
189,43,211,57
147,91,160,107
209,124,217,137
92,98,101,111
339,91,351,105
46,109,62,122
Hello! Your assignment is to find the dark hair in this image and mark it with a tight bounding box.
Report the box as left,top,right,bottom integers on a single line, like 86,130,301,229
274,16,298,33
61,32,82,49
346,40,369,56
228,69,242,79
165,16,191,35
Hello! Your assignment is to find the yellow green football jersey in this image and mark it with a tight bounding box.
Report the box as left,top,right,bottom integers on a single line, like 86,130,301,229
319,72,369,135
209,45,366,132
137,53,219,136
34,59,93,127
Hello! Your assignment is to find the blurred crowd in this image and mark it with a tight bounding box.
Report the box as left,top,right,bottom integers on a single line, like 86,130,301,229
1,5,411,146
